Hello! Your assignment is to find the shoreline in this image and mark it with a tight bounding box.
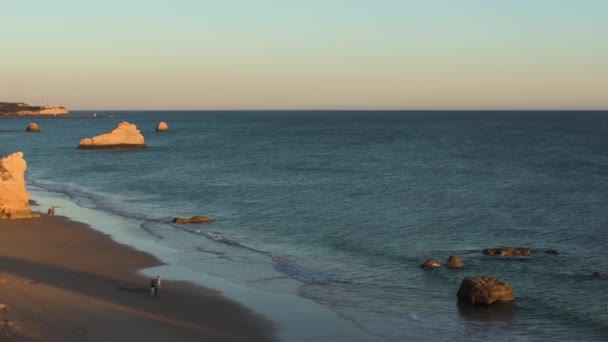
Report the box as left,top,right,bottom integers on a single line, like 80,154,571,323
0,215,277,341
23,184,379,342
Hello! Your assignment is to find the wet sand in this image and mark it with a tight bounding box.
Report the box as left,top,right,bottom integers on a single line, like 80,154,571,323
0,215,277,342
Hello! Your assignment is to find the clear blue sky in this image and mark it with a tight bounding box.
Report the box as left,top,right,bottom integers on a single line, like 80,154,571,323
1,0,606,110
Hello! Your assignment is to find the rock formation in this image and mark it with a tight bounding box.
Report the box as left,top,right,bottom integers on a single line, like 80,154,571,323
482,247,534,257
457,276,515,305
0,152,39,219
156,121,168,132
420,259,441,269
446,256,463,268
78,121,146,149
26,123,40,132
0,102,68,116
173,216,214,224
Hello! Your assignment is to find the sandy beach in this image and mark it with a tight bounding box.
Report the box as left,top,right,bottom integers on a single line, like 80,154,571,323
0,215,277,342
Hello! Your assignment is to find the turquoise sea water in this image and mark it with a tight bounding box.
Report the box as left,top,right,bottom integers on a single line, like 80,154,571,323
2,111,608,341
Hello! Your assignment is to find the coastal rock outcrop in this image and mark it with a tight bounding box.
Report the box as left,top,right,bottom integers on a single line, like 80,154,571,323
156,121,168,132
457,276,515,305
0,102,68,116
482,247,534,257
0,152,39,219
173,216,214,224
446,256,463,268
26,123,40,132
78,121,146,149
420,259,441,269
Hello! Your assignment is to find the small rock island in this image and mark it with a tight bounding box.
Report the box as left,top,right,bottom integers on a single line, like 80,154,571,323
78,121,147,149
0,102,68,116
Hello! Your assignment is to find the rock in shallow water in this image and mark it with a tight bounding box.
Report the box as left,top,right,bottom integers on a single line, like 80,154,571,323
173,216,214,224
420,259,441,269
457,276,515,305
446,255,463,268
482,247,534,257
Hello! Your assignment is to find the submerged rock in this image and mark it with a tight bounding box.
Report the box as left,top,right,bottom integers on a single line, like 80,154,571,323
26,122,40,132
420,259,441,269
545,249,559,255
78,121,146,148
0,152,40,219
446,256,463,268
483,247,534,257
593,271,603,279
457,276,515,305
156,121,168,132
173,216,214,224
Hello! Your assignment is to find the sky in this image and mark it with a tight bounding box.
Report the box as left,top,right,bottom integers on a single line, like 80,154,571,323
1,0,607,110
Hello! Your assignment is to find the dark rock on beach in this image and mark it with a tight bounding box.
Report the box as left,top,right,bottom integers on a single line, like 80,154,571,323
420,259,441,269
482,247,534,257
173,216,214,224
457,276,515,305
446,256,463,268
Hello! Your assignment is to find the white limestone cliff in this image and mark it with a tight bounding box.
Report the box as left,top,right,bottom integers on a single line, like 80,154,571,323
0,152,39,219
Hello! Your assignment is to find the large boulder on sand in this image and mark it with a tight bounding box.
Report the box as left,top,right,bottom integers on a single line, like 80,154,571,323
26,123,40,132
156,121,168,132
173,216,214,224
0,152,39,219
482,247,534,257
457,276,515,305
78,121,146,148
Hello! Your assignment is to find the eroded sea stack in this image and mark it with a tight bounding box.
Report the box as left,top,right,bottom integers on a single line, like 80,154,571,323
156,121,168,132
0,152,40,219
78,121,146,149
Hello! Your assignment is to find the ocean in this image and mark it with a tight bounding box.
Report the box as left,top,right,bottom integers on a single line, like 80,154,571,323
1,110,608,341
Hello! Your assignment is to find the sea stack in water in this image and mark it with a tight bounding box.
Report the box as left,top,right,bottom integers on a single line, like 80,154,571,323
0,152,40,219
457,276,515,305
78,121,146,149
26,122,40,132
156,121,168,132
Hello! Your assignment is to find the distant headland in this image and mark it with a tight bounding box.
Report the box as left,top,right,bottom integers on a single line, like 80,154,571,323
0,102,68,116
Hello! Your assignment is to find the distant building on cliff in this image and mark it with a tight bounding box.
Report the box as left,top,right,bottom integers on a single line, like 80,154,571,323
0,101,68,116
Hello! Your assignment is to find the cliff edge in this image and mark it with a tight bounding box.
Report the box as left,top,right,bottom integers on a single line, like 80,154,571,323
0,152,40,219
0,102,68,116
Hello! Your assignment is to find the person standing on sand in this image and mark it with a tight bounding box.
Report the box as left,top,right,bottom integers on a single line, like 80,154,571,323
150,278,156,297
154,275,161,296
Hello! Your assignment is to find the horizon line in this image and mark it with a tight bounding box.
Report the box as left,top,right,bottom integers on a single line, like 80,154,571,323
70,108,608,112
